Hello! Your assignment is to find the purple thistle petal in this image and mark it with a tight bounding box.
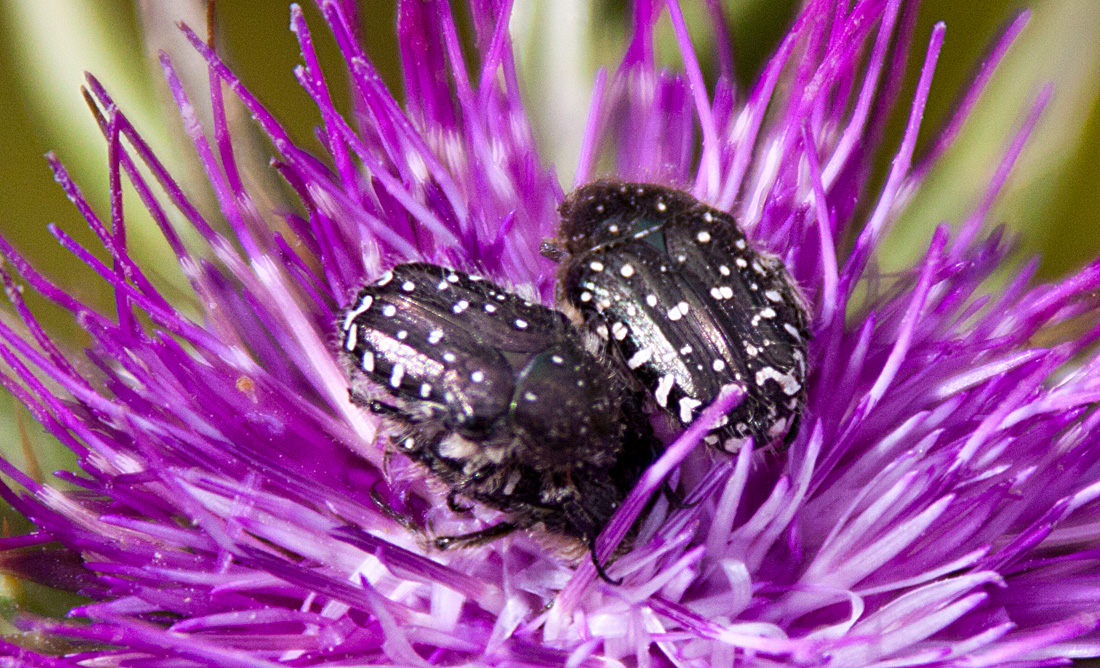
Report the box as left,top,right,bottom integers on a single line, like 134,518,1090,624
842,21,945,299
912,11,1032,184
664,0,720,197
574,67,608,189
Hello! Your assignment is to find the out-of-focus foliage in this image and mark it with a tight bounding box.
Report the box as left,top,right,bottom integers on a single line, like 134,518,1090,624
888,0,1100,279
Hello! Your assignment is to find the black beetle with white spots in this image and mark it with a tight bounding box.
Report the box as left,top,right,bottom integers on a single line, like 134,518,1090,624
546,181,811,452
339,182,811,576
339,262,658,579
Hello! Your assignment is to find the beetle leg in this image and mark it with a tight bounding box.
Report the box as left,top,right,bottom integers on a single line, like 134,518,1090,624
661,481,700,510
446,489,473,514
369,478,417,531
433,522,518,550
590,549,623,585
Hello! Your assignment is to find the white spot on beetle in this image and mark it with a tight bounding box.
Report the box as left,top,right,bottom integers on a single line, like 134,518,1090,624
551,355,565,365
514,319,528,329
627,347,653,369
656,200,667,212
503,471,522,495
524,391,538,402
401,281,415,292
381,304,397,317
611,322,629,340
343,296,373,330
484,303,497,313
589,261,605,272
361,351,374,372
620,264,635,278
765,290,783,302
470,371,485,383
679,397,702,423
719,265,731,276
446,273,460,283
377,271,394,286
439,434,478,460
735,258,748,268
713,359,727,372
452,300,469,314
428,330,444,345
655,375,675,407
768,417,790,437
784,323,803,341
703,212,713,222
646,294,658,307
389,364,405,388
697,231,712,243
443,352,457,363
720,286,734,299
761,307,777,319
396,330,408,340
680,344,692,354
735,239,746,250
420,383,432,398
580,291,593,302
756,367,801,395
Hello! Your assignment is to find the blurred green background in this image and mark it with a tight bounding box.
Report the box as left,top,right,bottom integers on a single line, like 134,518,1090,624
0,0,1097,616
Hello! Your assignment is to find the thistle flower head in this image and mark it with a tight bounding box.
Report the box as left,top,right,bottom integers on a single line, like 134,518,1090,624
3,1,1100,666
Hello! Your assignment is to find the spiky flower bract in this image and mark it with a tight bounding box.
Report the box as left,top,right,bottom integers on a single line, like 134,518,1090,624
1,1,1099,666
